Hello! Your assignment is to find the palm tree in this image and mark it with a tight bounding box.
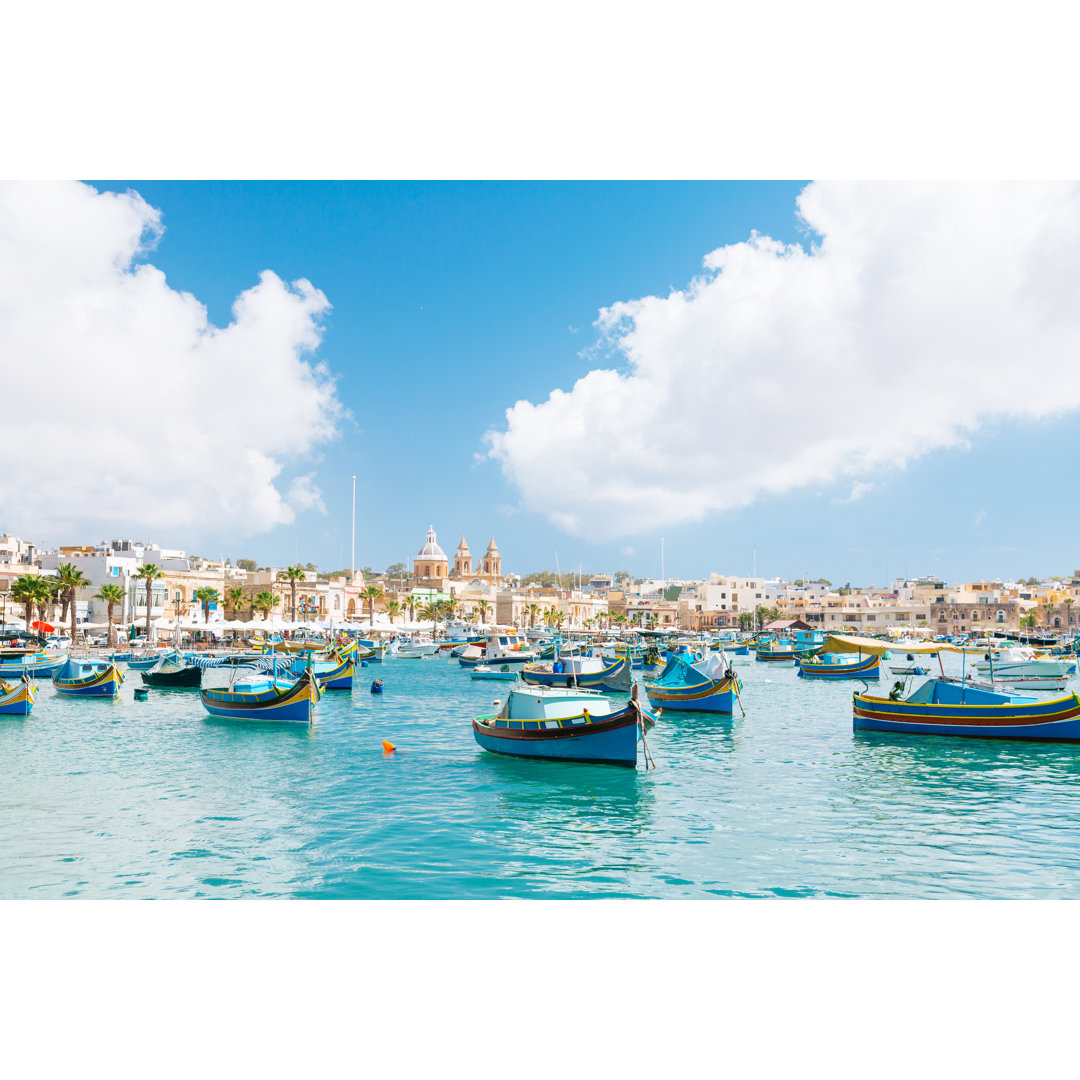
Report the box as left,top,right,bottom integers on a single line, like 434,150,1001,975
225,587,246,619
1043,601,1056,630
442,595,459,621
133,564,164,642
526,602,540,628
278,565,306,620
194,587,219,624
54,563,78,624
1064,598,1075,626
95,584,125,647
385,599,401,624
476,599,490,625
11,575,45,633
362,584,384,626
418,600,439,641
405,594,417,624
253,591,279,620
55,563,90,643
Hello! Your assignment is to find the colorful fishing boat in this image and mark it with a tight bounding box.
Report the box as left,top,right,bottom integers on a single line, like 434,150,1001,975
755,643,820,663
52,658,124,698
287,650,354,689
140,658,203,688
472,685,655,766
0,647,67,679
853,678,1080,741
521,654,632,692
797,652,881,679
470,664,521,681
643,650,741,713
458,632,536,668
0,677,36,715
973,646,1073,690
125,648,180,670
200,668,321,724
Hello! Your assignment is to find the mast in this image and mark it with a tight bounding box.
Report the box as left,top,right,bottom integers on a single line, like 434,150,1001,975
350,475,356,581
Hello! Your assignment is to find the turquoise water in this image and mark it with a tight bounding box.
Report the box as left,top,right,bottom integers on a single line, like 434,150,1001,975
4,653,1080,898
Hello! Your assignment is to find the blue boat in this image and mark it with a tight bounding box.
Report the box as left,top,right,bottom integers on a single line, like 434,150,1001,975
0,647,67,679
797,652,881,679
125,649,180,670
472,686,655,766
200,668,321,724
643,650,741,713
853,678,1080,742
0,677,36,715
287,650,354,689
52,659,124,698
520,654,632,692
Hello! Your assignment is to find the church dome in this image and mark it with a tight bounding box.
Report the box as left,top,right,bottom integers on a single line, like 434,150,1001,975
417,526,447,560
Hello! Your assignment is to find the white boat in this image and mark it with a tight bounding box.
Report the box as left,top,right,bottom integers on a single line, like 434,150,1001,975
973,646,1073,690
459,632,536,667
394,638,441,658
470,664,520,681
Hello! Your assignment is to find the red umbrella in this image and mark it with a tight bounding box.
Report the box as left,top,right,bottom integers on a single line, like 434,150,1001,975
32,620,56,633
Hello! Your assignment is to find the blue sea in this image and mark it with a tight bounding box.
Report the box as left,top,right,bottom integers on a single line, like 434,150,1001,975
4,651,1080,898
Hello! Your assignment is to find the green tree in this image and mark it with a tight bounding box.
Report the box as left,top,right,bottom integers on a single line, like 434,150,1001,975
418,600,440,641
11,576,49,634
55,563,90,643
476,599,490,624
133,564,164,642
194,587,219,624
236,558,257,572
362,584,384,627
225,587,246,616
385,599,401,624
95,584,126,647
526,602,540,628
278,565,306,621
253,591,279,620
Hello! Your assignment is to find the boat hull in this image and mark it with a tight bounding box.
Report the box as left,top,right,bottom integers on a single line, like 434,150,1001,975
140,666,203,688
853,690,1080,741
797,654,881,679
52,662,124,698
200,671,320,724
521,656,631,692
0,680,36,715
472,702,645,766
642,673,739,713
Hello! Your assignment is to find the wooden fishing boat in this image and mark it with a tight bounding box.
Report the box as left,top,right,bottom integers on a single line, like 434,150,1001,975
0,677,36,715
0,647,67,679
643,650,741,713
472,685,655,766
755,643,820,663
200,668,320,724
521,654,632,692
52,659,124,698
287,650,354,689
140,658,203,688
458,632,535,668
853,678,1080,741
470,664,520,681
125,648,180,670
797,652,881,679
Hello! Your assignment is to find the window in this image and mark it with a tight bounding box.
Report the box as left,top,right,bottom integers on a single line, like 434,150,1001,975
996,610,1005,622
866,614,876,622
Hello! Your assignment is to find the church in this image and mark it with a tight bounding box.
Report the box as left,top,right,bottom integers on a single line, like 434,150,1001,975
413,527,502,585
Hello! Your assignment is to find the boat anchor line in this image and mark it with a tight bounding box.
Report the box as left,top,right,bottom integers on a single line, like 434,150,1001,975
630,684,656,770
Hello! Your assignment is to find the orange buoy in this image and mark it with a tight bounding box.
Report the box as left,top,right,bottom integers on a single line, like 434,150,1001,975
382,740,396,753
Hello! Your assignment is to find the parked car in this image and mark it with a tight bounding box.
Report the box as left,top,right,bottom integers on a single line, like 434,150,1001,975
45,635,72,649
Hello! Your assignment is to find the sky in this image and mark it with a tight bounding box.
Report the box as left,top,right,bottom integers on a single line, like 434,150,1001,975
4,179,1080,586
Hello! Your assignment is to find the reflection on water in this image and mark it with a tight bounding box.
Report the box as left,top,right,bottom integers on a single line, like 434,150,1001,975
5,650,1080,897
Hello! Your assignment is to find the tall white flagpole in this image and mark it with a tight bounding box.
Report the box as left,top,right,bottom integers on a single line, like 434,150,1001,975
351,475,356,581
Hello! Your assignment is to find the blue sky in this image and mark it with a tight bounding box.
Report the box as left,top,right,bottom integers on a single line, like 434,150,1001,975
27,181,1080,584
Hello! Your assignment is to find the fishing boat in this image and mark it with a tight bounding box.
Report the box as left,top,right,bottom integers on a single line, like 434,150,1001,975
286,650,354,689
853,678,1080,742
755,642,817,663
52,658,124,698
973,646,1074,690
125,648,180,670
796,652,881,679
458,631,536,668
470,664,521,681
395,638,441,658
0,646,67,679
521,654,632,692
140,657,203,688
200,668,321,724
0,677,36,715
472,685,655,766
643,650,741,713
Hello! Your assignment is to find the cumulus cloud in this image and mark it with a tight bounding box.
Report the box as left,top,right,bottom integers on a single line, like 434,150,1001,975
0,182,342,542
287,473,327,515
486,182,1080,538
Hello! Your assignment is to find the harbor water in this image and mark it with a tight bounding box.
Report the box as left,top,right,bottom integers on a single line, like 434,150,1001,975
4,652,1080,898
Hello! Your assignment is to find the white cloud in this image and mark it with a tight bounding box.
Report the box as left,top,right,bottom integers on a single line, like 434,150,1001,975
486,182,1080,538
287,473,327,515
831,481,877,505
974,509,987,526
0,182,342,543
